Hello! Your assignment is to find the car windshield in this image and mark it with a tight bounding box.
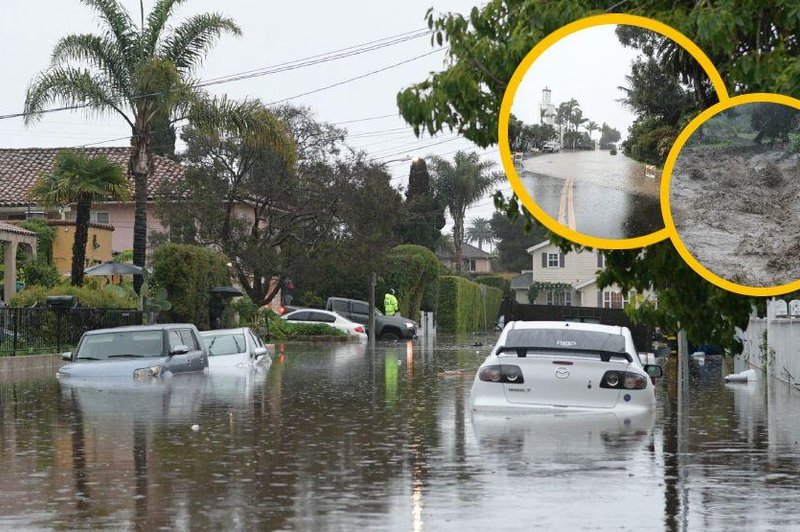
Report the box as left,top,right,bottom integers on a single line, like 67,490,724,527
76,330,164,360
204,333,246,356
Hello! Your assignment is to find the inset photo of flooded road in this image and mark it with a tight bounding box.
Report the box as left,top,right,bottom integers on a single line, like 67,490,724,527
503,21,724,244
669,100,800,289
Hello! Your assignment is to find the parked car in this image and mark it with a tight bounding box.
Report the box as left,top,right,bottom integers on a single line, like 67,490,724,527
471,321,663,412
57,324,209,379
200,327,272,368
325,297,417,341
542,140,561,153
283,309,367,340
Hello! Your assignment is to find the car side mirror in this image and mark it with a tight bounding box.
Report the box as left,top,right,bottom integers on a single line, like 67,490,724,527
61,351,73,361
170,344,190,356
254,346,268,357
644,364,663,378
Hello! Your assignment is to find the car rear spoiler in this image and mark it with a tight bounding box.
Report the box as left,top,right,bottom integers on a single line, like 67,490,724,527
497,346,633,363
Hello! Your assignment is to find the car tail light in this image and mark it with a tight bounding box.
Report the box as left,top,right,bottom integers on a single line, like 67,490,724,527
600,371,647,390
279,306,286,315
478,364,524,384
354,326,365,334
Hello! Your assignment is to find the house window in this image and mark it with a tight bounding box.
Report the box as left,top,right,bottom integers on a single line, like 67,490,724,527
547,253,561,268
463,258,477,272
597,253,605,268
603,290,629,309
90,212,110,224
546,288,572,306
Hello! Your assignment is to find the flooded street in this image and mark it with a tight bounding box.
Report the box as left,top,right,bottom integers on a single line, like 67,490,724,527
1,340,800,530
520,151,663,239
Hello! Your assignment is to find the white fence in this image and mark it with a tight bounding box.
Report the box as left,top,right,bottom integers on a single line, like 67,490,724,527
741,299,800,385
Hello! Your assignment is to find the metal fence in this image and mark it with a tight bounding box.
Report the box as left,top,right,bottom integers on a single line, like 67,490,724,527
0,307,143,356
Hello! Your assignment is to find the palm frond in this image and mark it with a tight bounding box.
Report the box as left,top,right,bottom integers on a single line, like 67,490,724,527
188,95,296,163
50,33,131,96
24,66,133,127
28,150,130,206
144,0,189,56
79,0,137,66
161,13,241,73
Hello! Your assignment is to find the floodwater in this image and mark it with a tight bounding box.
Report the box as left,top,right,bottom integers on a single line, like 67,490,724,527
520,150,663,239
1,341,800,530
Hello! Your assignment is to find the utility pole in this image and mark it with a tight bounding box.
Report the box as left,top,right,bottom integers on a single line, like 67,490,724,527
368,272,376,351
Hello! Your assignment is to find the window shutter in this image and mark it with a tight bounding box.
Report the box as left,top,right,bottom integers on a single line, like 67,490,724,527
559,254,565,268
542,253,547,267
597,253,603,268
597,290,602,308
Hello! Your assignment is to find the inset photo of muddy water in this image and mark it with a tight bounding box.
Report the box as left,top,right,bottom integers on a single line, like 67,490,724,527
507,23,721,242
669,101,800,288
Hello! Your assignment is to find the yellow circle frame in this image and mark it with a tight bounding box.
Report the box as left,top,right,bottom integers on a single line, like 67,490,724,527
498,13,729,249
661,93,800,296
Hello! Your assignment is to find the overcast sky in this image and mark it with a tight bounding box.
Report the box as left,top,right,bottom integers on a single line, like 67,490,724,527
0,0,509,222
512,25,639,142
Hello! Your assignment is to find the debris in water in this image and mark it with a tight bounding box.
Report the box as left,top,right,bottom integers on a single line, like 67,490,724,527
191,424,200,431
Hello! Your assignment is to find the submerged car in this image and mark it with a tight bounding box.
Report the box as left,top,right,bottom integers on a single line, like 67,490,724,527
471,321,663,412
200,327,272,368
57,324,209,380
283,308,368,340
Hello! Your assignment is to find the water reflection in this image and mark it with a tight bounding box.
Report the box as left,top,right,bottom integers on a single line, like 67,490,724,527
1,341,800,529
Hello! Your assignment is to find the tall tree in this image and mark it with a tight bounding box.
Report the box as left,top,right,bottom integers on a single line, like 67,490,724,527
585,121,599,140
28,150,129,286
489,212,547,273
465,217,494,252
428,151,501,274
397,158,446,251
24,0,288,292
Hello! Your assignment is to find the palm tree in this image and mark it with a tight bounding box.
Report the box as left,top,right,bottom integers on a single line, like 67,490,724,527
24,0,290,292
29,150,129,286
465,217,494,252
586,121,599,140
428,152,501,274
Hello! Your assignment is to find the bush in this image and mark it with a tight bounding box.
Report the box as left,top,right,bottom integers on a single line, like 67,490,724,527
10,283,137,308
381,244,441,318
262,309,345,340
609,148,617,155
151,243,230,330
472,274,511,297
19,220,55,264
437,276,502,333
19,258,59,287
789,132,800,153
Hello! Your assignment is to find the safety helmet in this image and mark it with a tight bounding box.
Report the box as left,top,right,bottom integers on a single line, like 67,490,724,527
390,288,396,294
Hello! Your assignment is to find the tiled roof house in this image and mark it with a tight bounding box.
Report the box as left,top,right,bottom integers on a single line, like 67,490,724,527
0,147,184,252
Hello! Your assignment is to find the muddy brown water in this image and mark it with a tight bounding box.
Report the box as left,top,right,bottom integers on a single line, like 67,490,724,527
520,151,663,239
1,341,799,530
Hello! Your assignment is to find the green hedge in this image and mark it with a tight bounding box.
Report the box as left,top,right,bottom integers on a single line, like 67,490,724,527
381,244,440,318
263,310,346,340
437,276,502,333
472,274,511,297
151,243,230,330
10,283,137,308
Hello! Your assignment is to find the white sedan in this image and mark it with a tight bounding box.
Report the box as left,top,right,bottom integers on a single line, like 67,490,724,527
471,321,663,413
200,327,271,369
282,309,367,340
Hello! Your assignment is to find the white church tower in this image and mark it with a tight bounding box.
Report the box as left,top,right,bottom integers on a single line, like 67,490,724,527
539,87,556,126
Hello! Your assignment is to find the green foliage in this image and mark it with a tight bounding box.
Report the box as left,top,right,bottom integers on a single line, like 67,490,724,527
751,102,799,143
599,123,622,150
151,243,230,329
609,148,618,156
381,244,441,318
789,133,800,153
472,274,510,297
437,276,502,333
489,211,547,272
398,158,446,251
19,220,55,264
262,309,345,340
622,118,677,164
10,283,137,309
18,258,59,288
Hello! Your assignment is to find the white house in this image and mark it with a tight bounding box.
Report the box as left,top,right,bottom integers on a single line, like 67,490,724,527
510,240,640,308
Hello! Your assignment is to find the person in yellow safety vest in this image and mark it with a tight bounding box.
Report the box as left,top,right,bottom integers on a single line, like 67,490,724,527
384,288,399,317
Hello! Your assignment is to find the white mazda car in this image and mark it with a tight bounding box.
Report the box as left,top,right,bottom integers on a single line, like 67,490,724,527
471,321,663,412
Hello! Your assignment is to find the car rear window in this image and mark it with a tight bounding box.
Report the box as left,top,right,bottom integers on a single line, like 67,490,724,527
503,328,627,353
286,311,310,321
77,331,164,360
309,311,336,323
204,333,246,356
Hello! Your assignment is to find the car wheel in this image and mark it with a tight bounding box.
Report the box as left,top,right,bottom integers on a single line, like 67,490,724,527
379,331,400,341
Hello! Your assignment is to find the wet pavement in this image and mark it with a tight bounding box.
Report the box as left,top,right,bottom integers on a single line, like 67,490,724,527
520,151,663,239
1,340,800,530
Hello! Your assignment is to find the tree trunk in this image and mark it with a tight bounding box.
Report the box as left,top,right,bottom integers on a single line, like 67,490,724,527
130,125,153,294
71,194,92,287
453,214,464,274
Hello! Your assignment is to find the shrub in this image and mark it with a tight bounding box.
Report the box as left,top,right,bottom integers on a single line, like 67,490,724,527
19,220,56,264
472,274,511,297
381,244,440,318
790,133,800,153
609,148,617,155
437,276,502,333
19,258,59,288
151,243,230,329
262,309,345,340
10,283,137,308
